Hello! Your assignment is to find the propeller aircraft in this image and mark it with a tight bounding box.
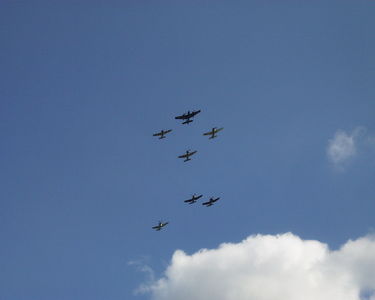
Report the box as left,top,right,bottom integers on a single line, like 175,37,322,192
175,110,201,124
152,221,169,231
184,194,203,204
202,197,220,207
153,129,172,139
178,150,197,162
203,127,224,139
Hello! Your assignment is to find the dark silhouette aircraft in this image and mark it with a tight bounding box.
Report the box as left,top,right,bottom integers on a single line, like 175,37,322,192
184,194,203,204
175,110,201,124
152,221,169,231
178,150,197,162
203,127,224,139
153,129,172,139
202,197,220,207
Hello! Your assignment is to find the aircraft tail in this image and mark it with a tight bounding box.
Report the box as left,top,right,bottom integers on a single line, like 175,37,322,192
159,136,166,139
182,119,193,124
184,158,191,162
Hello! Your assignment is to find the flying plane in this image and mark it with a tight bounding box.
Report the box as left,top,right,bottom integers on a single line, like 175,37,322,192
175,110,201,124
178,150,197,162
202,197,220,207
184,194,203,204
153,129,172,139
203,127,224,139
152,221,169,231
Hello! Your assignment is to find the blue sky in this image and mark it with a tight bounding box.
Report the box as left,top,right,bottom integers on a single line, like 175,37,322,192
1,1,374,299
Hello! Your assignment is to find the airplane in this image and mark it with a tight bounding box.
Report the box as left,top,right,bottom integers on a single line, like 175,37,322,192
178,150,197,162
152,221,169,231
184,194,203,204
153,129,172,139
202,197,220,207
175,110,201,124
203,127,224,139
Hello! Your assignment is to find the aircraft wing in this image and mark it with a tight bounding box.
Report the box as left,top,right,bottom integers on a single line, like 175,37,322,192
152,226,161,230
202,201,211,206
175,114,186,120
178,153,188,158
165,129,172,134
214,127,224,133
203,130,213,136
153,132,162,136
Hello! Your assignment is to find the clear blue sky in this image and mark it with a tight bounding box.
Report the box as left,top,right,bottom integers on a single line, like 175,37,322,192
1,1,374,299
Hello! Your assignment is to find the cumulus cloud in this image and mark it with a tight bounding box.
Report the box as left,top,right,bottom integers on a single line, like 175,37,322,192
140,233,375,300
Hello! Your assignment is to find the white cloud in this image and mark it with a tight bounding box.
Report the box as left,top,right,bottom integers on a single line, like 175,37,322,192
327,128,362,166
326,127,375,169
140,233,375,300
128,259,156,295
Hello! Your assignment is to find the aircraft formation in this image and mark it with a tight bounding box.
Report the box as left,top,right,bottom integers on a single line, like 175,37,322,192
151,110,224,231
